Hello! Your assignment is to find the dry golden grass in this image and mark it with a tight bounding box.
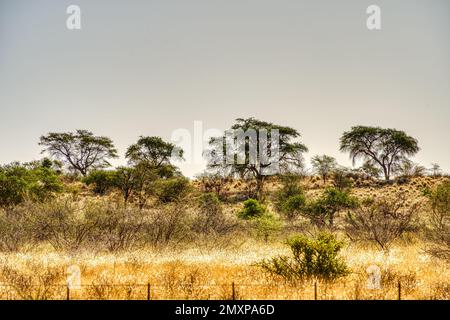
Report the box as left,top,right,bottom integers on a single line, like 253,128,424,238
0,239,448,300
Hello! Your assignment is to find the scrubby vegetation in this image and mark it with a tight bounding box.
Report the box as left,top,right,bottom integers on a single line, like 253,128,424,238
345,195,420,250
0,120,449,300
424,181,450,259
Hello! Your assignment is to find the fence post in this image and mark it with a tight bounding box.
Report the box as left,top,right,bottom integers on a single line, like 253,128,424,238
398,282,401,300
147,283,151,300
314,281,318,300
66,285,70,300
231,282,236,300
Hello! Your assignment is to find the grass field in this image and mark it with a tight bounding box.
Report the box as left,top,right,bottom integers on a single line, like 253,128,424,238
0,239,448,300
0,176,449,300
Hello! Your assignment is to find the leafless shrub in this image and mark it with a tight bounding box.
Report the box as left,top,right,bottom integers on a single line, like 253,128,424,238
85,203,145,252
158,263,209,299
34,200,95,251
192,193,237,236
0,200,96,252
87,273,137,300
395,159,426,178
0,264,64,300
430,283,450,300
0,205,34,252
144,200,192,246
345,194,420,250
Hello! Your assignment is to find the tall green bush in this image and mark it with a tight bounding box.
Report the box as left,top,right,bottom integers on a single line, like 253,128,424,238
0,162,62,206
155,177,190,203
274,175,306,220
83,170,116,195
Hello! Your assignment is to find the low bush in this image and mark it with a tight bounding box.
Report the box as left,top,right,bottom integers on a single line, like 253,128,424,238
36,200,95,251
83,170,116,195
144,201,192,246
252,213,283,242
0,205,34,251
155,177,190,203
260,232,349,281
331,168,353,191
238,198,266,219
281,195,306,220
0,264,64,300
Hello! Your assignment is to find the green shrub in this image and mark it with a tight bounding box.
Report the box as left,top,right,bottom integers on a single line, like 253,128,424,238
260,232,349,281
83,170,117,195
253,213,283,242
238,198,266,219
275,175,303,201
305,187,358,227
331,168,353,191
426,181,450,215
281,195,306,220
274,175,306,220
156,177,190,203
0,162,62,207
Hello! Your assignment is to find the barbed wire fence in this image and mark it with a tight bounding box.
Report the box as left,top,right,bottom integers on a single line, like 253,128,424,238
0,280,426,300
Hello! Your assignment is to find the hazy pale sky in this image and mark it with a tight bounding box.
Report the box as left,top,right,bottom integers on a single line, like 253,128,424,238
0,0,449,177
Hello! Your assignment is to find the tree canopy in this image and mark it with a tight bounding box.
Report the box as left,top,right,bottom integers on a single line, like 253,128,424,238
311,155,337,184
339,126,419,181
125,136,183,169
39,130,118,176
207,117,308,198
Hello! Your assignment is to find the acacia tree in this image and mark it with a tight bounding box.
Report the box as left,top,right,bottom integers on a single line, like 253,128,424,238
126,136,183,170
39,130,118,176
339,126,419,181
207,118,308,199
430,163,442,177
311,155,337,184
125,136,184,208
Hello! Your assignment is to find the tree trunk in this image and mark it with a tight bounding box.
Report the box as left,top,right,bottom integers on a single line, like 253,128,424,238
256,175,265,200
382,166,390,181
